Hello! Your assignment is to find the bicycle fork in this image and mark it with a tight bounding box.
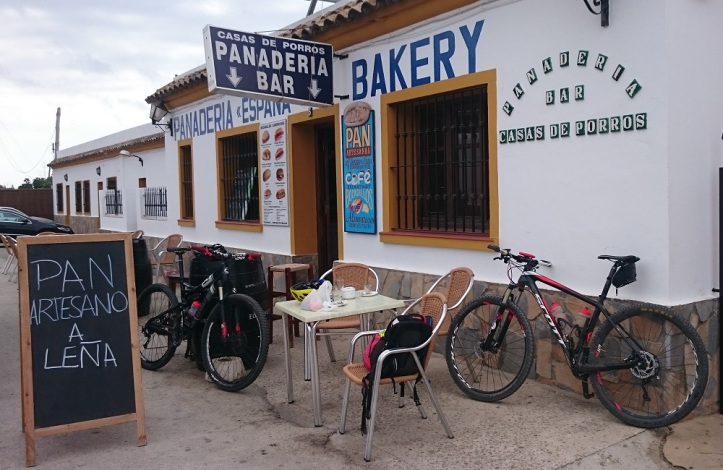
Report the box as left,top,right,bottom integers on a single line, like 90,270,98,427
218,285,242,340
480,288,520,353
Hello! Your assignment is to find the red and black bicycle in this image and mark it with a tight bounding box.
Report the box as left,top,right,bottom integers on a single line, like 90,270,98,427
445,245,708,428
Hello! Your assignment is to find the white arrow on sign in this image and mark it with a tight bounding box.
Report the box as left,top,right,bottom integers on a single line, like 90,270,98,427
308,79,322,99
226,67,242,87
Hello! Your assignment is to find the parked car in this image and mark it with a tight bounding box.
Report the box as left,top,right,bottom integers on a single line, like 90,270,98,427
0,207,73,237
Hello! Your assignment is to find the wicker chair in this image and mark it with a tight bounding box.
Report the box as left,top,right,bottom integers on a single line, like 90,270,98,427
1,234,17,276
3,235,19,283
338,292,454,461
406,267,474,335
149,234,183,283
318,262,379,362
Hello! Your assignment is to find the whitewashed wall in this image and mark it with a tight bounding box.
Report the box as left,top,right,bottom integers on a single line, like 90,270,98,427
330,0,723,305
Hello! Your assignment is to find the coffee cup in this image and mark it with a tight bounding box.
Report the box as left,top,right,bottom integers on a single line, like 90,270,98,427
341,286,356,300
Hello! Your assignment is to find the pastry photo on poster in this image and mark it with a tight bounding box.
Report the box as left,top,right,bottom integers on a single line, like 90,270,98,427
260,119,288,226
342,101,376,234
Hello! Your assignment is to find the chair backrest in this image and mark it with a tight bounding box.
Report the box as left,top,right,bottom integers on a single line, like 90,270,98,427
427,267,474,335
0,234,12,255
153,234,183,265
6,235,19,257
322,262,379,291
399,292,448,370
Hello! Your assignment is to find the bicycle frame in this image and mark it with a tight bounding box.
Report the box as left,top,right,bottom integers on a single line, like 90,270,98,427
495,265,647,379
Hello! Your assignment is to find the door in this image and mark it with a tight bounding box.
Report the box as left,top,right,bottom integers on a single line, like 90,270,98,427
316,124,338,275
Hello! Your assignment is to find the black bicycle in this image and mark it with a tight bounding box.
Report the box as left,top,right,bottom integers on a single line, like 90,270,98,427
137,244,270,392
445,245,709,428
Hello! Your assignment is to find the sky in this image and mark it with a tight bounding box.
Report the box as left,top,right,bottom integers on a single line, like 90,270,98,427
0,0,330,188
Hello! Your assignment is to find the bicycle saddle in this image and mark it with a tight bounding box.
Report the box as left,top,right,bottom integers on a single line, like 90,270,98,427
597,254,639,263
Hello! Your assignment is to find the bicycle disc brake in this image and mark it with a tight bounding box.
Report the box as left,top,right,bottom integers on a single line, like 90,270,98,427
630,350,659,380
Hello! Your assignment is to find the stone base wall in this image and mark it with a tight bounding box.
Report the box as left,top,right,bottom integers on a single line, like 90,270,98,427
119,233,723,418
57,215,100,234
370,266,720,418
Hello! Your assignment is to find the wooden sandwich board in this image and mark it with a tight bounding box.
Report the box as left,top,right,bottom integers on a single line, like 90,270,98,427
17,233,146,466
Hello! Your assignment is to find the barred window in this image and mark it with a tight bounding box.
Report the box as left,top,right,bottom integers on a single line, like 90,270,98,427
390,86,489,235
179,144,194,219
74,181,82,213
143,187,167,218
218,132,259,222
82,180,91,213
56,183,63,213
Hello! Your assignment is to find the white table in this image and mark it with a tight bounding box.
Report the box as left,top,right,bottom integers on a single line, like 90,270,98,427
274,294,405,426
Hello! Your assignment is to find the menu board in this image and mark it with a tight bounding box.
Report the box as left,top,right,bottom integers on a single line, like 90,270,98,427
260,119,289,226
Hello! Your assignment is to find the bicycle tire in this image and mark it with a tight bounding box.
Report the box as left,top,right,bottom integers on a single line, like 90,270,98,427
446,295,535,402
201,293,270,392
589,303,709,428
137,283,179,370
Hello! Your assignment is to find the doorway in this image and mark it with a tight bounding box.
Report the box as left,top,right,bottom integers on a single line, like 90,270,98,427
315,125,338,275
288,105,341,276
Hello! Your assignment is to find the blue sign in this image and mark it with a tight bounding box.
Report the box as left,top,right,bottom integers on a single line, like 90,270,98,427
342,103,376,234
203,25,334,107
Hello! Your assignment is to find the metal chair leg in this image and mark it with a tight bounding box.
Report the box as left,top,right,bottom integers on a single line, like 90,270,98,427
339,377,352,434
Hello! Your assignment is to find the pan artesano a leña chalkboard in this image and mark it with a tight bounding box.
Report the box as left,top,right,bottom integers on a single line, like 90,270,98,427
18,233,146,467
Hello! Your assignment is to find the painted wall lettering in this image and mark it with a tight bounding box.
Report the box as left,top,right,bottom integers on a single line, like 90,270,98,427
351,20,485,100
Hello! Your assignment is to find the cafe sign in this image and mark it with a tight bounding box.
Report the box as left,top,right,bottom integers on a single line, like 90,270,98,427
342,102,376,234
203,25,334,107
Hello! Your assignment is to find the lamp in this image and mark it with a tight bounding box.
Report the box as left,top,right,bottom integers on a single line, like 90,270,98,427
149,102,173,136
96,166,101,176
64,174,68,181
120,150,144,167
580,0,610,27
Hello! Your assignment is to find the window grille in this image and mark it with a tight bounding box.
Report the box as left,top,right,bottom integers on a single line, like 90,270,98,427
104,190,123,215
55,183,63,212
82,180,91,213
74,182,82,213
179,145,194,219
390,85,489,235
218,132,259,222
143,187,167,218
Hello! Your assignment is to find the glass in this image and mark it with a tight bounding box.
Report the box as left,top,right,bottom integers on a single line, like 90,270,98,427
333,277,345,302
364,281,374,294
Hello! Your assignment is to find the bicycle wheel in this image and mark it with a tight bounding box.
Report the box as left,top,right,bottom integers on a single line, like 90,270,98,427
137,283,179,370
201,293,270,392
589,303,709,428
446,295,535,402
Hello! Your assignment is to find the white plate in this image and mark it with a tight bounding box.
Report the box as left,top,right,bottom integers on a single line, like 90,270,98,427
332,300,348,306
361,291,378,297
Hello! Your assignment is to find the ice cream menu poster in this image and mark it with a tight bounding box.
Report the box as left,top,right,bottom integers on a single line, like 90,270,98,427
260,119,288,226
342,102,376,234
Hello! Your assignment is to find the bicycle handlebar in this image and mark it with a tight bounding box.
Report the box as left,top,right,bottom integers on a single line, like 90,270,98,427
488,244,552,269
190,244,254,261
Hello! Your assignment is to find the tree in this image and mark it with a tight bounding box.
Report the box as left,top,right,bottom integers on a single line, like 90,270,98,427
18,178,32,189
32,177,51,189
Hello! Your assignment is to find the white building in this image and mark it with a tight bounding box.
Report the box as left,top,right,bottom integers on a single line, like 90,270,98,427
50,0,722,413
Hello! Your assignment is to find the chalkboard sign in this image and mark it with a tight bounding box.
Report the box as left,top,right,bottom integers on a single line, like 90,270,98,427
18,233,146,467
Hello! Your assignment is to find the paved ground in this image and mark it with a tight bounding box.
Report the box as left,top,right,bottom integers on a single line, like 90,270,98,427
0,249,720,469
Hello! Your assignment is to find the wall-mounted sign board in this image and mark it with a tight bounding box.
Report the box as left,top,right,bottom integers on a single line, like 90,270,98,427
203,25,334,107
17,233,146,467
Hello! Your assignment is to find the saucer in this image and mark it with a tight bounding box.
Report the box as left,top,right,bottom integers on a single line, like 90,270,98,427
332,299,348,306
361,291,378,297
